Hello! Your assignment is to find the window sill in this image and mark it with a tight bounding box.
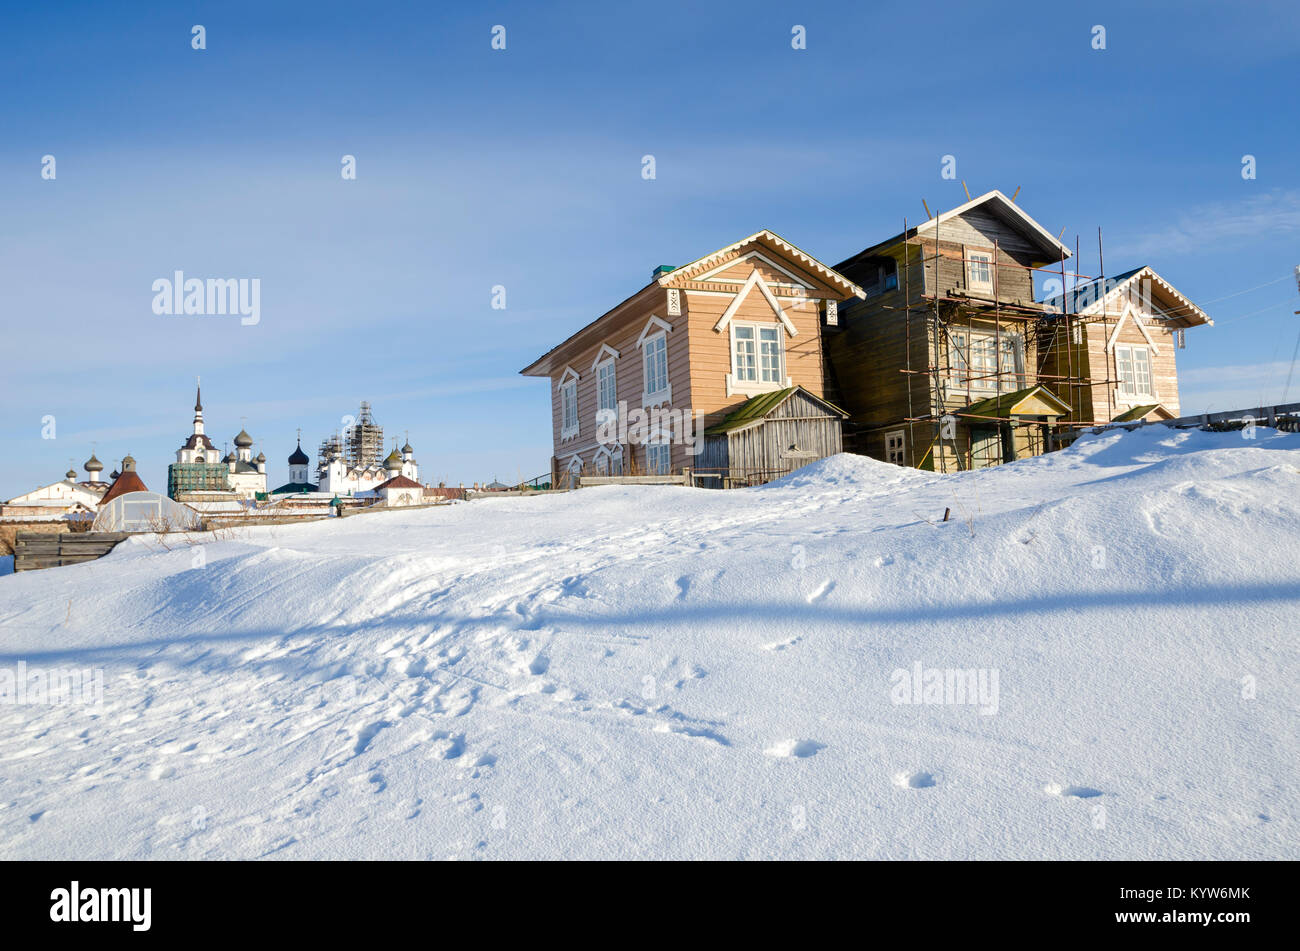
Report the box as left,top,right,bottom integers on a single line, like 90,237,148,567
1113,393,1155,407
725,375,791,398
560,426,579,441
642,386,672,408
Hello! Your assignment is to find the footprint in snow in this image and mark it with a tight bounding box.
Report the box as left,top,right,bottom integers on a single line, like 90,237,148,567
894,770,938,789
353,720,390,756
1045,783,1102,799
805,580,834,604
429,732,465,760
762,635,802,652
764,739,824,759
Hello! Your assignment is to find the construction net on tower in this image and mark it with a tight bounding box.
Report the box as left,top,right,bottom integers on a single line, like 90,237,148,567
347,401,384,470
316,402,384,477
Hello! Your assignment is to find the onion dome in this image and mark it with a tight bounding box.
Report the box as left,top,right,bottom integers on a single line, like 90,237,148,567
84,453,103,473
384,448,404,470
66,468,77,480
224,452,237,464
402,441,414,454
109,469,121,481
233,429,254,448
288,440,310,466
255,452,266,463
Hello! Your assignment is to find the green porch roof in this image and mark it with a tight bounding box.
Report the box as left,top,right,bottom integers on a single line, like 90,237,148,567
957,384,1071,421
1112,404,1163,423
704,386,848,436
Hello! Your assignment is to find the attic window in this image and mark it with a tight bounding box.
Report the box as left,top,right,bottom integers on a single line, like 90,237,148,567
862,258,898,297
966,249,994,294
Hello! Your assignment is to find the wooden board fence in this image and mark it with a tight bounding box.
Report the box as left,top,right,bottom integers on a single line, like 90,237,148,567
13,532,131,572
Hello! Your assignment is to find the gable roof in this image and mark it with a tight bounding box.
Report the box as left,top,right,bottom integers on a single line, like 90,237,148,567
1112,403,1174,423
659,230,865,298
958,385,1071,420
1042,265,1212,329
375,474,422,491
838,190,1072,269
520,231,863,378
704,386,849,435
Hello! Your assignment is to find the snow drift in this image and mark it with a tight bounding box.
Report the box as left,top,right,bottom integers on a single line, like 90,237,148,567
0,427,1296,859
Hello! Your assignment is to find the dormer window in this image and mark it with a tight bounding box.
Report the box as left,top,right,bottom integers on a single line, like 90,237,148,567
861,258,898,298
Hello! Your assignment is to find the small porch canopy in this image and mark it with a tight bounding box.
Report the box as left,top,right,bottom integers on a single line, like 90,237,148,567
956,385,1071,423
1111,403,1174,423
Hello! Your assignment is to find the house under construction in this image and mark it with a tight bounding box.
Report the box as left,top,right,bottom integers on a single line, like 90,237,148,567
823,189,1213,471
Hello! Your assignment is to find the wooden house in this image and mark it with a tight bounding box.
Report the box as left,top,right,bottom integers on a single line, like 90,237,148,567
520,231,864,486
825,190,1077,471
1038,266,1212,430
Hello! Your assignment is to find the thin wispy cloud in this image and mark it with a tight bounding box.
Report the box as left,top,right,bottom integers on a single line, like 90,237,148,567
1115,190,1300,259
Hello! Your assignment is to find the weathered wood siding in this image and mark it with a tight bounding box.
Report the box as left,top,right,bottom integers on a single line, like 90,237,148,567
827,208,1057,472
916,209,1044,304
13,531,129,572
703,389,844,479
1083,306,1183,422
824,242,930,459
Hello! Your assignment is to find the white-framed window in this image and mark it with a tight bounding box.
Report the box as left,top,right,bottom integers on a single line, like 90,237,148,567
596,358,618,423
950,330,1023,393
559,377,579,439
642,331,670,404
646,441,671,475
884,430,906,466
966,248,994,294
730,322,785,392
1115,344,1153,400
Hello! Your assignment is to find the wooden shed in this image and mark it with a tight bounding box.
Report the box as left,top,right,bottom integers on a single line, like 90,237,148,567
697,386,847,486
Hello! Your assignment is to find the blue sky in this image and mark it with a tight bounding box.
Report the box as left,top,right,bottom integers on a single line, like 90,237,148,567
2,0,1298,497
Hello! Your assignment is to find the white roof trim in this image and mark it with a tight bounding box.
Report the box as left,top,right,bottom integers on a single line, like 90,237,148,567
659,229,865,299
692,249,816,289
591,343,620,369
713,269,798,337
1076,266,1212,328
636,314,673,348
916,189,1072,259
1105,302,1161,356
559,365,580,384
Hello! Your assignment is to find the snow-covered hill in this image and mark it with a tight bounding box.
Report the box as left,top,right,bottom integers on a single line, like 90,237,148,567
1,428,1296,859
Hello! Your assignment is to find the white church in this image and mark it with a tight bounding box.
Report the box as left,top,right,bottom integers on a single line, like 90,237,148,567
169,383,266,500
319,441,419,495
